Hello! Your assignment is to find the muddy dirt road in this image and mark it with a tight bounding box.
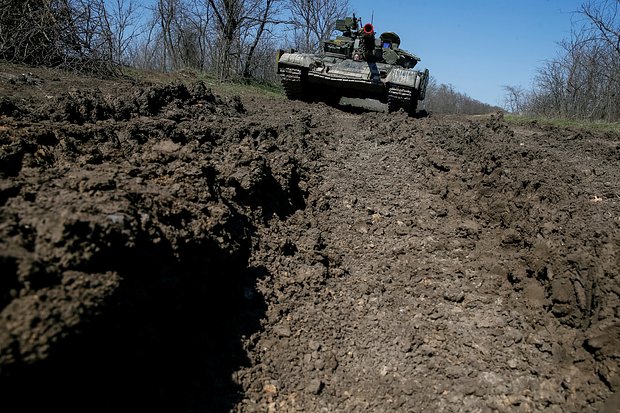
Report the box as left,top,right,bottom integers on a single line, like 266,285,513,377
1,65,619,412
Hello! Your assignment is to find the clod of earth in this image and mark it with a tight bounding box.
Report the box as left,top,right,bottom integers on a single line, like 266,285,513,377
0,64,619,412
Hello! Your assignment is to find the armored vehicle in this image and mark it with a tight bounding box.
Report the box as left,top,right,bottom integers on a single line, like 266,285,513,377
277,15,429,116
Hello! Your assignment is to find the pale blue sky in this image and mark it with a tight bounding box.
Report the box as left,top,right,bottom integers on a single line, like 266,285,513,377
351,0,585,105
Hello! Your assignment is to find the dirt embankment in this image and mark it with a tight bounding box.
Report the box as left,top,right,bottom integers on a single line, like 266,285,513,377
0,65,619,412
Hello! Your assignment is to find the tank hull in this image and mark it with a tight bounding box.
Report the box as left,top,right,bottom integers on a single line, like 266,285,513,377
278,52,429,113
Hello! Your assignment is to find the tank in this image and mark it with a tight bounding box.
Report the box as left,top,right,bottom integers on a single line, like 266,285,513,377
277,15,430,116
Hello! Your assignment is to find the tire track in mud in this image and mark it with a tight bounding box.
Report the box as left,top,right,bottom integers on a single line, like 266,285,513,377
235,110,619,412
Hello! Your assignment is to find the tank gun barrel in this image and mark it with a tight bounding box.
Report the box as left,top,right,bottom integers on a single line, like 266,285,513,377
362,23,375,38
360,22,376,59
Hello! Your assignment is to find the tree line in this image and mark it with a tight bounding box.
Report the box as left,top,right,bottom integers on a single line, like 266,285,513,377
504,0,620,122
0,0,501,115
0,0,350,81
425,79,501,115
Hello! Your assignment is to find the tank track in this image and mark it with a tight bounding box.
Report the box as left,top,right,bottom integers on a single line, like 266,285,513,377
279,67,307,101
387,86,418,116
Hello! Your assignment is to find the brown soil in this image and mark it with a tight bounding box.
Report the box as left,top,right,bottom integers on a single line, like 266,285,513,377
1,63,619,412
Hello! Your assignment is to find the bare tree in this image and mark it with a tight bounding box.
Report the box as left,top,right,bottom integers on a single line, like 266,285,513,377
581,0,620,56
99,0,142,65
127,0,282,79
502,85,527,114
526,0,620,121
580,0,620,119
244,34,279,82
185,0,214,70
287,0,351,53
242,0,280,78
205,0,283,80
0,0,339,82
154,0,178,70
206,0,243,79
0,0,120,73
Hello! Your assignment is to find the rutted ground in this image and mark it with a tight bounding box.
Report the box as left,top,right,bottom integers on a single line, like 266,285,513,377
0,65,618,412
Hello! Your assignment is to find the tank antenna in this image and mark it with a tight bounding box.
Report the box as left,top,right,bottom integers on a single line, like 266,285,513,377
371,11,374,25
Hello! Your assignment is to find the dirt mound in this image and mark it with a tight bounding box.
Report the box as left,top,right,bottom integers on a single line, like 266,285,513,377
29,81,243,123
0,77,308,411
0,64,618,412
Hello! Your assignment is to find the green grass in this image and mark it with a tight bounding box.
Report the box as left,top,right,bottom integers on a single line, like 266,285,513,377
218,78,285,98
505,114,620,134
118,66,285,98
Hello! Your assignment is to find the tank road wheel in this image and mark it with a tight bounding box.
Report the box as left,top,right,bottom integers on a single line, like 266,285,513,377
279,66,310,102
387,86,418,116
